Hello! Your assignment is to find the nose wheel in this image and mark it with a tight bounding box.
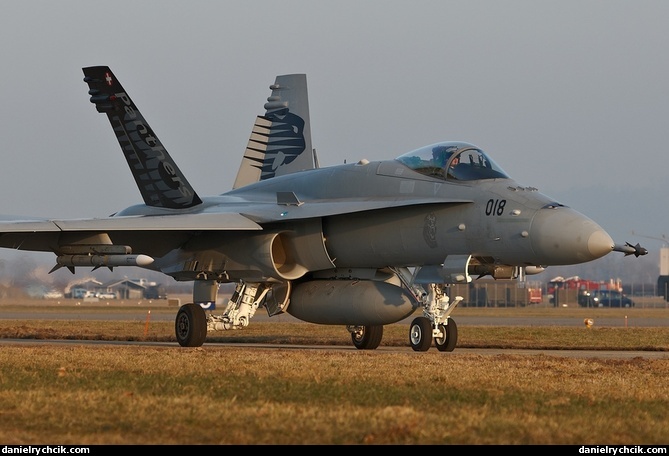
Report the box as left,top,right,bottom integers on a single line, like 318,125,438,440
434,320,457,352
409,317,433,351
409,316,458,352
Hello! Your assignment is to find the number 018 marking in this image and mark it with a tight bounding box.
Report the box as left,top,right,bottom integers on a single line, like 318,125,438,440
485,199,506,216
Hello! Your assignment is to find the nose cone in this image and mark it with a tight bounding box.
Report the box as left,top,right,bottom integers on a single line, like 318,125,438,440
529,207,614,265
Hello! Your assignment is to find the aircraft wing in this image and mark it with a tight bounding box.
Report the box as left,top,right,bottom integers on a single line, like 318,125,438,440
0,196,471,234
0,212,262,233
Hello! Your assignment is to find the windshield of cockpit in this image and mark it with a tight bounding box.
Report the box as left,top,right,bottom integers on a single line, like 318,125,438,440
395,142,510,181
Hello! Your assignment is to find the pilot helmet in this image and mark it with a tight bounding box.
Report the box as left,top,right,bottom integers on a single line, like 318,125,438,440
432,145,456,166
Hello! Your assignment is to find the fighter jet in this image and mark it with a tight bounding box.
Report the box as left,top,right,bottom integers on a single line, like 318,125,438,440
0,66,647,351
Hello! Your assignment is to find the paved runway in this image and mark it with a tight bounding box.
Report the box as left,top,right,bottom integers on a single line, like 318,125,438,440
0,337,666,359
1,307,666,328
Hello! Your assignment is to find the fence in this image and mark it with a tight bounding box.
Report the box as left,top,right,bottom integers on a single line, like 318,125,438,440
445,280,669,308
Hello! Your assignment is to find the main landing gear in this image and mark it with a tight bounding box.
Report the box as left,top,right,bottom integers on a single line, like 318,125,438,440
175,303,207,348
409,285,463,352
348,325,384,350
175,282,273,348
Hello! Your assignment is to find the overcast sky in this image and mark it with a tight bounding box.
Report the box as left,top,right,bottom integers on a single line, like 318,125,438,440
0,1,667,282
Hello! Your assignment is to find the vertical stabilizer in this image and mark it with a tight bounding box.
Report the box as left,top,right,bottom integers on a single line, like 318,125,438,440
233,74,314,189
82,66,202,209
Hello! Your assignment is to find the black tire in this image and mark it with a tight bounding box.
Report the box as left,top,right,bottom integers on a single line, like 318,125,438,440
175,303,207,347
351,325,384,350
409,317,432,352
435,319,458,352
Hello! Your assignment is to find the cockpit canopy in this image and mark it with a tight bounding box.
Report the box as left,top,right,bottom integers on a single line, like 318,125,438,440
396,141,510,181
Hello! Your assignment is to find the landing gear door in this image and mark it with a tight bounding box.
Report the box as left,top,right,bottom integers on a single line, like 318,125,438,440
264,281,292,317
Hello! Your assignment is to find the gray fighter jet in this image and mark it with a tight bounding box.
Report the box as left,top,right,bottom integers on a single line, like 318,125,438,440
0,66,647,351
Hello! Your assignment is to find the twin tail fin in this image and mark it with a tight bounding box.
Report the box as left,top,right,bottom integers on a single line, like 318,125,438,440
83,67,314,203
82,66,202,209
233,74,315,189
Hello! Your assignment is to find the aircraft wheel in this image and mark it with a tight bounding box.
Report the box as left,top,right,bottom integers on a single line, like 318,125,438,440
175,303,207,347
351,325,383,350
409,317,432,352
435,319,458,352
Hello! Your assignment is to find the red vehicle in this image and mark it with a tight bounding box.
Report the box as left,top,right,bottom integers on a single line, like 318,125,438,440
528,288,543,304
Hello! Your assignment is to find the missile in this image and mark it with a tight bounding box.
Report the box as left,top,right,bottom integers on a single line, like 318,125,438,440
613,242,649,258
58,245,131,255
55,254,154,268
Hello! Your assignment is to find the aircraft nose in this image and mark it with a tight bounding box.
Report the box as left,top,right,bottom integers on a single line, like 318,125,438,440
529,206,614,265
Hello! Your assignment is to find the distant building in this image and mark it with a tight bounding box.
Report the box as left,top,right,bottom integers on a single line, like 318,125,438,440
65,278,102,299
60,277,166,300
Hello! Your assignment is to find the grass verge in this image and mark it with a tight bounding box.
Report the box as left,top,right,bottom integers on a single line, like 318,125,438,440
0,315,668,444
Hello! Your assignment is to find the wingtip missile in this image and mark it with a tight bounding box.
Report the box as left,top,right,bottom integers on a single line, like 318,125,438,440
613,242,648,257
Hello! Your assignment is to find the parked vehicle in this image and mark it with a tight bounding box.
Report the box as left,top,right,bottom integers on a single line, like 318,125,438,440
95,292,116,299
71,289,95,299
43,290,63,299
581,289,634,308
